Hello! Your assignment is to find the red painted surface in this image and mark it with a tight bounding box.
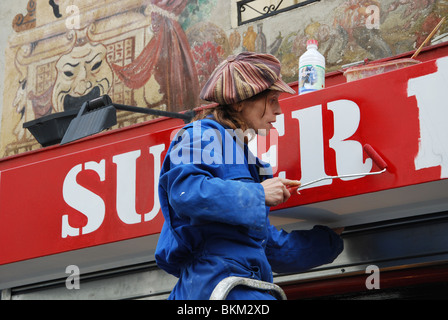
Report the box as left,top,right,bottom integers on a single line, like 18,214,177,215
1,47,447,266
272,56,443,209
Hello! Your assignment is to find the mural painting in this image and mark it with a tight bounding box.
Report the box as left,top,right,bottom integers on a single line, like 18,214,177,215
276,0,448,83
2,0,209,156
1,0,447,157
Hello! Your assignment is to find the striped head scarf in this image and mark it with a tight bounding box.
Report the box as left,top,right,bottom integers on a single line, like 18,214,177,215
200,52,296,105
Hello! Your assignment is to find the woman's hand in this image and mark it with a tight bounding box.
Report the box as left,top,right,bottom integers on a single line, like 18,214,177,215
261,177,301,207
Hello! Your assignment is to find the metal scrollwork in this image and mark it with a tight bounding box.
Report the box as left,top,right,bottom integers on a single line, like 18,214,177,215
263,1,283,14
237,0,320,26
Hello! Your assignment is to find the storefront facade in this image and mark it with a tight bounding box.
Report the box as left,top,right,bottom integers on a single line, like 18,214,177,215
2,43,448,299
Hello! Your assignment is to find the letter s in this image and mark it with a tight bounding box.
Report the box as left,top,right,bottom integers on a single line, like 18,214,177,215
62,160,106,238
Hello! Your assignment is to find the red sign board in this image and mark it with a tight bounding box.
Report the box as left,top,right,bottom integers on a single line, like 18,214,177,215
273,56,447,209
1,56,447,265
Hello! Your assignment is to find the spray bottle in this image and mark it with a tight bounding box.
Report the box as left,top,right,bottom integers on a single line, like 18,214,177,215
298,39,325,94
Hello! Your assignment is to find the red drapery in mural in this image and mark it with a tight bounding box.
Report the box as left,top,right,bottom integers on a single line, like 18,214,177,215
111,0,199,113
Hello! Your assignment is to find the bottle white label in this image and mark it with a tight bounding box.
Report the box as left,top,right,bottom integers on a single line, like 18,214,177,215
299,64,325,94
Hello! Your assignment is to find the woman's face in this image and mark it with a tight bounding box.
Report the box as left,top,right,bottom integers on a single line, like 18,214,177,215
238,90,282,136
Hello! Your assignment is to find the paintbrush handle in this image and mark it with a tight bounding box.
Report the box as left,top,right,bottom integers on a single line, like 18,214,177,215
412,16,446,59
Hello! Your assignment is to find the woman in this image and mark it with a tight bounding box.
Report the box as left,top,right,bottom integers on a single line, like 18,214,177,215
155,52,344,300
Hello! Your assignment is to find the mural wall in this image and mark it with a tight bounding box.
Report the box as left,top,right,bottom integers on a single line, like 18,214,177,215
1,0,447,157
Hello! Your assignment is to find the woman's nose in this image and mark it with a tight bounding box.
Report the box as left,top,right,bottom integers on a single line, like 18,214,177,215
274,103,282,115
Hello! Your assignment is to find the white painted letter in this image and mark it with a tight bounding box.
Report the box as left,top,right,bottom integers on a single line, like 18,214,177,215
292,105,331,189
408,57,448,178
62,160,106,238
113,144,165,224
328,100,372,180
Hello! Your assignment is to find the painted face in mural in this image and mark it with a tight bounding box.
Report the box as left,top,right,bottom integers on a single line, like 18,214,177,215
52,41,113,112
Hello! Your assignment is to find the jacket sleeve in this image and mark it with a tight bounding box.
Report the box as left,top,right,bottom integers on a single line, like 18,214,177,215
265,224,344,273
159,122,268,232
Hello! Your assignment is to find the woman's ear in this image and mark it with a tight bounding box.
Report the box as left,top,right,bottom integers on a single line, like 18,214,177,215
232,101,244,112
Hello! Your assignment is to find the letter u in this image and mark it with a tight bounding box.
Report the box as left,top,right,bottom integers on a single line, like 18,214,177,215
113,144,165,224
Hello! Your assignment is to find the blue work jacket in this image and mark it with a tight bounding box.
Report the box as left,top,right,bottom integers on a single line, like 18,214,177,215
155,119,343,300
